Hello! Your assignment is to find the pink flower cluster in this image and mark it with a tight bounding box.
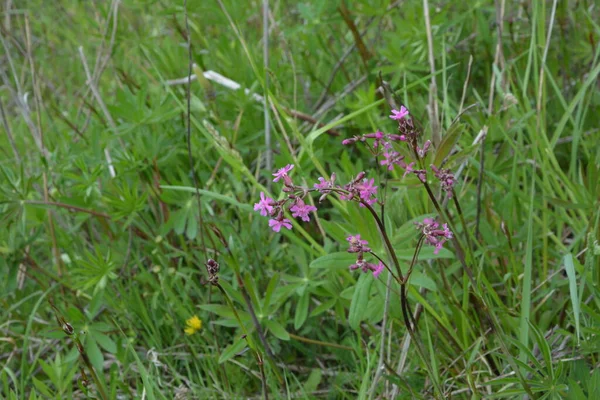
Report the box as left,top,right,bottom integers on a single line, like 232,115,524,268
346,235,384,278
255,163,382,232
254,164,317,232
340,106,457,197
415,218,453,255
430,165,455,198
338,172,378,207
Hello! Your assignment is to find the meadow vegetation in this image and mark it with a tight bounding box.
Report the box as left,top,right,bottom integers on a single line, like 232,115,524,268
1,0,599,398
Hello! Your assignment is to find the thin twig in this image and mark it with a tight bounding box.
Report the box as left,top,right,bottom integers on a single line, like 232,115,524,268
423,0,440,145
390,287,427,398
458,55,473,115
166,70,340,136
476,0,506,236
0,34,47,158
77,47,117,178
24,200,111,219
313,0,403,111
183,0,207,259
474,126,488,238
368,271,393,396
536,0,559,125
0,98,21,162
263,0,272,184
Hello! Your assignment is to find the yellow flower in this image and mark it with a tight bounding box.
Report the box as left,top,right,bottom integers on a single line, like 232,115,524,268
184,315,202,335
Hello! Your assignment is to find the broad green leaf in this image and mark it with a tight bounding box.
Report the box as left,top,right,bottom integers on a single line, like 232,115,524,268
408,270,438,291
566,379,586,400
294,290,310,330
31,378,53,398
219,338,247,364
434,123,465,167
393,246,454,260
265,320,290,341
349,273,374,330
310,252,355,269
310,298,337,317
303,369,323,394
199,304,248,321
160,186,253,211
93,332,117,354
263,273,280,312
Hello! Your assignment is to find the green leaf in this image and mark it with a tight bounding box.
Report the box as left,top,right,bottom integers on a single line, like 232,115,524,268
265,319,290,341
263,273,280,312
219,338,247,364
434,123,465,167
31,377,53,398
199,304,244,320
408,270,438,291
160,186,253,211
93,332,117,354
310,298,337,317
589,368,600,397
349,273,374,330
527,320,553,379
518,173,535,365
546,197,591,210
303,369,323,394
393,246,454,260
566,379,586,400
563,253,581,343
310,252,355,269
171,209,187,235
294,290,310,330
185,213,198,239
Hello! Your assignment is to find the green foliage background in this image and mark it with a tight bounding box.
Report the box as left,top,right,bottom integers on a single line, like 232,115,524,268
1,0,599,398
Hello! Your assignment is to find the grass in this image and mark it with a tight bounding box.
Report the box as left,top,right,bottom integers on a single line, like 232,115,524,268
1,0,599,399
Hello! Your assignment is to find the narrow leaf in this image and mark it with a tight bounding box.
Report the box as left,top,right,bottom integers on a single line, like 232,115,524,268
348,273,374,330
294,290,310,330
434,123,465,167
563,253,581,343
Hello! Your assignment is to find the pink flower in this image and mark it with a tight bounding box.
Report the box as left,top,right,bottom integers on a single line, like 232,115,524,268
272,164,294,182
415,218,453,254
403,162,415,178
342,136,362,145
314,174,335,193
268,218,292,232
441,223,453,239
390,106,409,120
347,234,371,253
364,131,385,140
349,260,383,276
388,134,406,141
364,131,386,148
380,150,405,171
430,164,455,198
403,165,427,183
372,262,385,278
254,192,274,216
289,198,317,222
357,178,378,206
347,234,369,246
417,140,432,158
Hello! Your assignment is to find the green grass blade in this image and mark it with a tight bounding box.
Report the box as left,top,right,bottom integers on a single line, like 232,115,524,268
518,170,535,364
563,253,581,343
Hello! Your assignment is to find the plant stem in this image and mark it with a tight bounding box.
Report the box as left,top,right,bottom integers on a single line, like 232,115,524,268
362,202,404,282
214,283,270,398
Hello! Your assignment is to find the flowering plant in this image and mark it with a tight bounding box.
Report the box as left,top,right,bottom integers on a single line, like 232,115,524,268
250,103,482,394
255,106,456,280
